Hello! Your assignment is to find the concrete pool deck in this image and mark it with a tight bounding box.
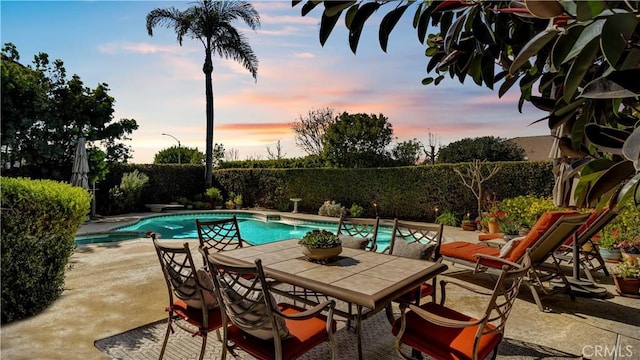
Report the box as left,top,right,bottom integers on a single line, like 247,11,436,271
1,210,639,359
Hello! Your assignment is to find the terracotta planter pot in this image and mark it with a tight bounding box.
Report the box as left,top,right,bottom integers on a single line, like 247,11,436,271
488,221,500,234
301,245,342,262
613,276,640,298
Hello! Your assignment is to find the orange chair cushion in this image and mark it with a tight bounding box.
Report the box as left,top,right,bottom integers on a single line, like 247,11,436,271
227,302,337,360
507,210,578,262
440,242,505,268
171,299,222,332
392,302,502,360
477,233,504,242
394,283,434,304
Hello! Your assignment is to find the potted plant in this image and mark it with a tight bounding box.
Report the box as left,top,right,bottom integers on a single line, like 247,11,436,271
460,213,476,231
596,229,622,262
499,217,521,241
611,259,640,298
233,194,243,209
486,209,506,234
299,229,342,262
205,187,223,209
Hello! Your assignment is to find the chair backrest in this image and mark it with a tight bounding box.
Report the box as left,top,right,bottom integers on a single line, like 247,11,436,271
337,215,380,251
204,249,289,347
507,210,581,263
196,216,244,253
153,238,215,316
477,253,531,341
389,219,443,260
520,212,590,264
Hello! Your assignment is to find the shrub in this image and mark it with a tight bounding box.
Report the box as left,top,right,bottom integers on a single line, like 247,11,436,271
349,203,365,217
435,210,458,226
205,187,223,206
109,170,149,214
318,200,345,217
1,177,91,323
498,195,558,228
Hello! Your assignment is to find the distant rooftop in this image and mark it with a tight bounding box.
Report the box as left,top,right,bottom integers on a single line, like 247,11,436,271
510,135,554,161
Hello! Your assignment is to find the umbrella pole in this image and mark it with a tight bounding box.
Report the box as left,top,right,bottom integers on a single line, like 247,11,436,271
91,181,97,218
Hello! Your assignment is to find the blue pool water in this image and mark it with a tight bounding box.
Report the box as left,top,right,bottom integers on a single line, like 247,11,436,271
105,213,392,249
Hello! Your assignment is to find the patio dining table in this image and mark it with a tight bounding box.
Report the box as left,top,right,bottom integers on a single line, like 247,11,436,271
209,239,448,359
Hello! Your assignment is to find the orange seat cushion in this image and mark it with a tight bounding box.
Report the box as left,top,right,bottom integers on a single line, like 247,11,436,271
478,233,504,242
507,210,578,262
392,302,502,360
440,242,505,268
171,299,223,332
227,302,337,360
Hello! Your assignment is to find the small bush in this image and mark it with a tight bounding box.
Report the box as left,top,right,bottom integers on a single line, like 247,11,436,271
318,200,345,217
1,177,91,323
436,210,459,226
349,203,365,217
109,169,149,213
205,187,223,206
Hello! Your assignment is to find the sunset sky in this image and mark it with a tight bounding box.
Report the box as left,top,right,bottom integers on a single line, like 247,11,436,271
1,1,550,163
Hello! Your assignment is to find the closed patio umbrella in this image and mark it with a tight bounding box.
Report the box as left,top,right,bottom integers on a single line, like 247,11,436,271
70,137,90,190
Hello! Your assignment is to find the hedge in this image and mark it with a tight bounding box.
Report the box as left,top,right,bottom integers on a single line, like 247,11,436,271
1,177,91,323
95,161,553,220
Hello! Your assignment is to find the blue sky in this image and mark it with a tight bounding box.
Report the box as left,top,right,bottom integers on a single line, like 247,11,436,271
1,1,550,163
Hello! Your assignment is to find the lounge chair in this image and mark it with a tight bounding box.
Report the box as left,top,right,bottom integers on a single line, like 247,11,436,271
392,253,531,360
383,220,444,324
202,246,338,360
553,188,622,282
440,211,590,311
336,215,379,251
152,237,222,360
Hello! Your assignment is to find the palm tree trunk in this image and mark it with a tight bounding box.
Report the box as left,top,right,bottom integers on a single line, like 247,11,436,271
203,51,214,189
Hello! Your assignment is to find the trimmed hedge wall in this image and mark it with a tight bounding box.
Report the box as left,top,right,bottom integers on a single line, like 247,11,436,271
96,161,553,220
1,177,91,323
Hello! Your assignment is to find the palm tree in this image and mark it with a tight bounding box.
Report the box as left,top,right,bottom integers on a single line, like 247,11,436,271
146,0,259,188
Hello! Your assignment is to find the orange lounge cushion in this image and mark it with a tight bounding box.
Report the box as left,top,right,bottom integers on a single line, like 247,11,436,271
394,283,434,304
228,302,337,360
171,299,223,331
507,210,578,262
478,233,504,241
440,242,505,269
392,302,501,360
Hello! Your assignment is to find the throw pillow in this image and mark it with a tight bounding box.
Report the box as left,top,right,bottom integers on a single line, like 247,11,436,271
499,237,525,258
339,235,369,250
182,268,218,310
392,239,434,260
223,276,290,340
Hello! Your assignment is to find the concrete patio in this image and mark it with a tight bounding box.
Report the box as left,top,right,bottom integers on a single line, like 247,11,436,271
1,210,639,359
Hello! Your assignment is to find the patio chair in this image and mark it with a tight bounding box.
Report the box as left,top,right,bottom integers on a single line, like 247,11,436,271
392,253,531,360
553,187,622,282
336,215,380,252
383,220,444,324
196,216,245,266
440,211,590,311
152,237,222,360
202,246,338,360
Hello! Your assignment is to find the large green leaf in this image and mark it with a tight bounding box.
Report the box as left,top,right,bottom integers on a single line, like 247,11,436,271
561,19,605,65
481,54,495,89
300,1,321,16
379,4,410,52
580,69,640,98
324,1,356,17
471,9,495,45
622,127,640,169
584,123,629,155
574,158,615,208
509,29,558,75
601,12,638,69
616,172,640,207
576,0,605,21
587,160,636,205
348,2,380,53
499,74,519,98
551,25,584,70
444,12,467,53
563,37,600,102
319,10,342,46
530,96,556,111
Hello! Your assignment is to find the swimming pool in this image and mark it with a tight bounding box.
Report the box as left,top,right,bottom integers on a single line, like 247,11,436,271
104,213,393,249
